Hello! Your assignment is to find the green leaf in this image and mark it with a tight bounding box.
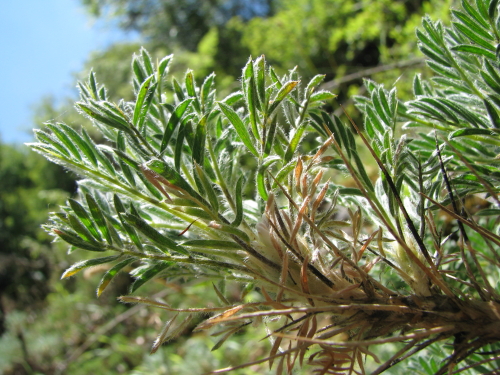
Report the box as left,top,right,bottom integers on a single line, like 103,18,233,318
114,195,143,250
98,86,106,101
116,133,137,187
489,0,499,19
452,22,495,52
476,208,500,216
59,123,99,166
351,151,374,192
97,257,135,297
174,126,186,171
284,121,308,162
254,55,266,110
452,10,493,41
218,102,259,157
78,81,92,100
416,27,445,56
210,222,251,243
46,124,82,161
413,74,424,96
484,98,500,128
132,54,147,84
130,262,171,293
133,74,157,129
68,213,100,244
61,255,122,279
185,70,196,97
172,78,185,101
419,45,452,67
462,0,489,28
114,149,140,171
273,160,297,186
231,176,244,227
242,59,260,139
452,44,496,59
123,213,189,255
201,72,215,110
34,129,71,158
86,194,113,244
192,115,207,165
371,88,392,127
482,60,500,94
222,91,243,105
268,81,299,115
257,156,281,200
158,54,173,78
145,159,205,203
69,199,102,242
194,163,219,213
141,48,154,75
77,102,130,132
53,228,105,252
160,98,194,154
449,128,496,138
88,71,99,99
338,188,365,197
306,74,326,95
263,115,278,157
309,91,337,103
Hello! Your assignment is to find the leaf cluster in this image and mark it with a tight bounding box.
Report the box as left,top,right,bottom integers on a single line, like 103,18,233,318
30,1,500,373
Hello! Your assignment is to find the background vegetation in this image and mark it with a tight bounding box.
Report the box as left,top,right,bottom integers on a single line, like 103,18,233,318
4,0,492,374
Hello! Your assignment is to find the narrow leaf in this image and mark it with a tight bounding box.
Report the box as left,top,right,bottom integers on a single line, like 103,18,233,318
231,176,244,227
309,91,337,103
58,123,98,166
86,194,113,244
257,156,281,201
130,262,171,293
158,54,173,78
194,163,219,212
61,255,121,279
123,213,189,255
53,228,104,252
46,124,82,161
77,102,129,132
133,74,157,129
218,102,259,156
97,257,134,297
306,74,326,95
449,128,495,138
268,81,299,115
160,98,194,154
192,115,207,165
69,199,102,242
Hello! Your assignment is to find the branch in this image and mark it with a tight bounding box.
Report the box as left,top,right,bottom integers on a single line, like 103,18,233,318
320,58,425,90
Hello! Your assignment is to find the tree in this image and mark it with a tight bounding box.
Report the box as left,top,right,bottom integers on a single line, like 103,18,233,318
80,0,451,91
0,144,74,334
81,0,275,51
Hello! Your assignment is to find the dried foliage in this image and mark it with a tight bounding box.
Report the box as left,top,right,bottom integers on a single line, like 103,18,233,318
30,1,500,373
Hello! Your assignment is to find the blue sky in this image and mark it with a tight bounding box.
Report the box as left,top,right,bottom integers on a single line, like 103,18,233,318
0,0,138,145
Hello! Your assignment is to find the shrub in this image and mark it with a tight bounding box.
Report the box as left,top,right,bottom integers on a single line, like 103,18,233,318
30,1,500,373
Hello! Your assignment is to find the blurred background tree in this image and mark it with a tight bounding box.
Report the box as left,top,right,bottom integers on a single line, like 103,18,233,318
1,0,455,373
0,144,74,328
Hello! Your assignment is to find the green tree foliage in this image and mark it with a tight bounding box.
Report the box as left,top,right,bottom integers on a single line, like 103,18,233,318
29,0,500,372
35,0,452,143
81,0,275,51
0,144,74,333
80,0,451,87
